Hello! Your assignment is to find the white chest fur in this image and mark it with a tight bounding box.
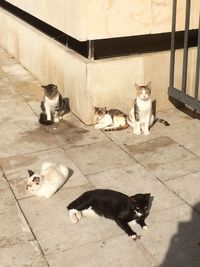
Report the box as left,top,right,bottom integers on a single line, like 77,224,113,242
45,95,59,110
137,97,152,112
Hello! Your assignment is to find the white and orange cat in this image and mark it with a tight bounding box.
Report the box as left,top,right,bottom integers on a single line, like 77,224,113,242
26,162,69,198
94,107,128,131
128,82,169,135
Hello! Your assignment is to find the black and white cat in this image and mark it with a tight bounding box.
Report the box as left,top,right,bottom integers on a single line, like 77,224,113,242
67,189,151,240
26,162,69,198
39,84,70,125
94,107,128,131
128,82,170,135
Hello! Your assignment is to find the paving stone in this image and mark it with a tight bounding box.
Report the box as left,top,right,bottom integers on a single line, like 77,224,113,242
105,108,195,148
166,171,200,212
18,185,127,256
87,164,184,214
0,98,37,125
1,46,200,266
167,119,200,157
141,205,200,267
0,186,34,249
16,80,43,102
47,115,109,149
1,64,35,81
0,167,8,189
104,122,162,147
126,136,200,181
65,141,137,175
1,148,89,199
47,235,156,267
0,77,21,99
0,241,48,267
0,122,59,158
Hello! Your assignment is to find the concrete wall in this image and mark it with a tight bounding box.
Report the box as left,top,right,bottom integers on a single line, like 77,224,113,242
0,2,199,124
5,0,200,41
0,9,93,123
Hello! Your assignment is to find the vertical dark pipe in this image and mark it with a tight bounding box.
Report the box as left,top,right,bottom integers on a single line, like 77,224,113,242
181,0,191,93
169,0,177,88
194,15,200,100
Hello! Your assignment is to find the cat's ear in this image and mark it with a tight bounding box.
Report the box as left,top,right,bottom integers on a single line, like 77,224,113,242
94,107,99,112
28,169,34,177
130,194,140,203
144,193,151,200
146,81,151,88
33,176,40,185
130,193,144,202
135,83,140,91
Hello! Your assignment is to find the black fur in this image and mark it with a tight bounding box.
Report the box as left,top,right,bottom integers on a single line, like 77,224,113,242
67,189,151,239
39,113,54,125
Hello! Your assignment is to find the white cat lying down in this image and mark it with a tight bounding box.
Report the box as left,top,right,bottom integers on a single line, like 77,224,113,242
26,162,69,198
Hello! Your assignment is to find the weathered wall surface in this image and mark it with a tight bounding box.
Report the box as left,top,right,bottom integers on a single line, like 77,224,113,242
0,9,93,123
5,0,200,40
0,1,199,124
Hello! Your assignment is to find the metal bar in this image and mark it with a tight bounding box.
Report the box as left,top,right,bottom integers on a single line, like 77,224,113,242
169,0,177,88
88,40,94,60
169,87,200,112
181,0,191,94
194,14,200,100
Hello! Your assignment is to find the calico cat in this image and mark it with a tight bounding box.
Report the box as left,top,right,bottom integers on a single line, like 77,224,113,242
39,84,70,125
94,107,128,131
26,162,69,198
67,189,151,240
127,82,170,135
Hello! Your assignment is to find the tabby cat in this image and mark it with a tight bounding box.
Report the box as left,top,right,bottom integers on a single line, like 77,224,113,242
94,107,128,131
128,82,170,135
67,189,151,240
39,84,69,125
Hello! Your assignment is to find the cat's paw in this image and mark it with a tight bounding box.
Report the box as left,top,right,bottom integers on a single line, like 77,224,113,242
143,225,148,230
144,130,150,135
54,117,59,123
133,129,141,135
69,209,80,224
129,234,141,241
76,211,82,220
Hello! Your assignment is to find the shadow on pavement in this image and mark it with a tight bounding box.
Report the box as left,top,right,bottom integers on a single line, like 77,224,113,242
161,202,200,267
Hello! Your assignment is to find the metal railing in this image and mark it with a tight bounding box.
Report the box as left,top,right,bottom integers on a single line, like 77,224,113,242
168,0,200,112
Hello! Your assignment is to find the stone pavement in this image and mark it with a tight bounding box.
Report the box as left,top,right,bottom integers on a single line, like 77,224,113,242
0,46,200,267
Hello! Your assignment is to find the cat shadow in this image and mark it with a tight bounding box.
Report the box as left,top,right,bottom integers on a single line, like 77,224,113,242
169,96,200,119
67,167,74,181
160,202,200,267
149,195,154,211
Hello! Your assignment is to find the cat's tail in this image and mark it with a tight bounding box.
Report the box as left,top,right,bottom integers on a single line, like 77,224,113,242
104,123,129,131
39,113,54,125
154,118,170,126
127,117,135,128
59,164,69,178
59,97,70,116
63,97,70,113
